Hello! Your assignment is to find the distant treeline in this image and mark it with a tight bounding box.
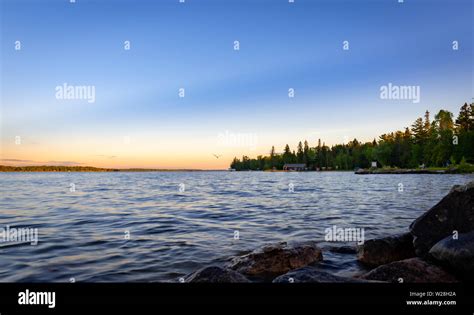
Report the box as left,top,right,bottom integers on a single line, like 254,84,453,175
0,166,203,172
0,165,114,172
0,165,119,172
230,103,474,171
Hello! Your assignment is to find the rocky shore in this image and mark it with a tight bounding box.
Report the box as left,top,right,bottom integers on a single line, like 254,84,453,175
185,181,474,283
355,168,458,175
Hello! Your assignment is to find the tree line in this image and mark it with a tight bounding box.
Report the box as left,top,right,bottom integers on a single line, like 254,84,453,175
0,166,116,172
230,103,474,171
0,166,202,172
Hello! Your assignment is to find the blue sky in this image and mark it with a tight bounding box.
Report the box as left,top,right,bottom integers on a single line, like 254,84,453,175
1,0,473,168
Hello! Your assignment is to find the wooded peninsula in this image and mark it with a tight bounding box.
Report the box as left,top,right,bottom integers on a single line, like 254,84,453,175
230,103,474,172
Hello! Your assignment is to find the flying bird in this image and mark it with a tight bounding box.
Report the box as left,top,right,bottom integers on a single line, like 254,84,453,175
212,154,222,159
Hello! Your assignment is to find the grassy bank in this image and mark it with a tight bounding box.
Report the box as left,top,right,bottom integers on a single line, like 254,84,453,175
355,163,474,174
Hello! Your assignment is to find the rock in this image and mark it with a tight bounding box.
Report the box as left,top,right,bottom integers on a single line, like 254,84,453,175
228,241,323,279
357,233,415,267
327,245,357,254
358,258,458,283
185,266,250,283
409,181,474,258
429,231,474,279
273,267,367,283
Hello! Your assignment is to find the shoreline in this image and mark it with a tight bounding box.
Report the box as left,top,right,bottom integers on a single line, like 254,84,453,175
355,168,462,175
0,165,474,175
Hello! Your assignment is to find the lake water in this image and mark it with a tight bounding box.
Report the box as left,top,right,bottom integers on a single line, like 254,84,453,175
0,171,472,282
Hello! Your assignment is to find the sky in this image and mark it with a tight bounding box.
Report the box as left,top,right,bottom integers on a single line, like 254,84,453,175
0,0,472,169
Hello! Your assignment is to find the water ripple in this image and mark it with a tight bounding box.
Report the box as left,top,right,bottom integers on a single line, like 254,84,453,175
0,171,472,282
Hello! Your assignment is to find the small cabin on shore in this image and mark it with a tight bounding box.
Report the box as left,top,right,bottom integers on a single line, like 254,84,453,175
283,163,306,171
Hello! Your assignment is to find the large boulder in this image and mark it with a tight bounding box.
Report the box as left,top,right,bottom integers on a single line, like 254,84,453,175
357,232,415,267
429,230,474,279
358,258,458,283
273,267,368,283
185,266,250,283
409,181,474,258
228,241,323,279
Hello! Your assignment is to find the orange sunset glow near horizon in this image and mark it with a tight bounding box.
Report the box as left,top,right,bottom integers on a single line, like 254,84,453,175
1,0,471,170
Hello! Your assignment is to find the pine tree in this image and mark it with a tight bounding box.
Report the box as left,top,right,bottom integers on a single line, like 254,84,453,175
303,140,309,165
270,146,276,168
283,144,292,163
434,110,454,131
411,117,425,143
297,141,304,163
404,127,411,139
424,110,431,133
322,143,328,168
316,139,322,167
456,103,473,132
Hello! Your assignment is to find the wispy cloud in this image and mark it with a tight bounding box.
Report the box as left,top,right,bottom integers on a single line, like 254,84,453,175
0,159,36,163
1,159,83,166
94,155,117,159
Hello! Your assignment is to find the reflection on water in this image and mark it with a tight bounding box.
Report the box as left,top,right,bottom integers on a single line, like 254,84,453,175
0,171,472,282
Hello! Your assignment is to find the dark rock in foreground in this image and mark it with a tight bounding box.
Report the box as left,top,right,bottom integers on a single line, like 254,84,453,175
358,258,458,283
185,266,250,283
184,182,474,283
429,231,474,279
357,233,416,267
409,181,474,258
228,241,323,279
273,267,368,283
